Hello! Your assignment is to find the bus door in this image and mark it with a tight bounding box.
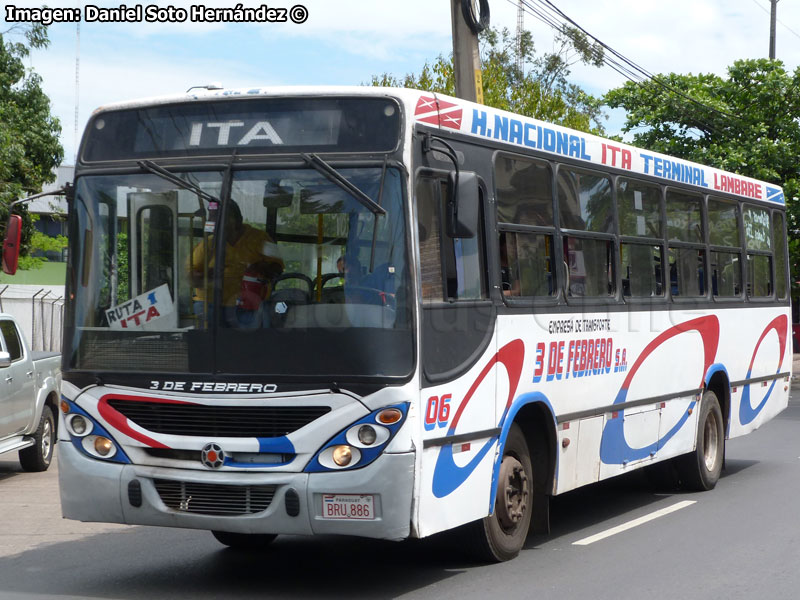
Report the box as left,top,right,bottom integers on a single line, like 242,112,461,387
415,167,498,536
127,191,179,330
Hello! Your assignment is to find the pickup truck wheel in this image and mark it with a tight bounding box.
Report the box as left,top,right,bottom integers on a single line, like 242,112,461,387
19,405,55,472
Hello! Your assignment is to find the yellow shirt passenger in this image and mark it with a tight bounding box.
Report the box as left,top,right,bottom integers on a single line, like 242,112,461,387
190,202,283,307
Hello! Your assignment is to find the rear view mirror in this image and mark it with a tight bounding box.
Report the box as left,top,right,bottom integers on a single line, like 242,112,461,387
446,171,479,238
2,214,23,275
0,351,10,368
263,179,294,209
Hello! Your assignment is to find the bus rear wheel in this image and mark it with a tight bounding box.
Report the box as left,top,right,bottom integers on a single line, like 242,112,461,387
676,390,724,491
463,423,532,562
211,531,277,550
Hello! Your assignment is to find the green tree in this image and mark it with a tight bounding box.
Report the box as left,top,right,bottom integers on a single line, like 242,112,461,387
604,59,800,288
372,26,607,135
0,22,64,264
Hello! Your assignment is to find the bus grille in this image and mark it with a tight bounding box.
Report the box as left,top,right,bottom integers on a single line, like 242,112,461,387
153,479,276,516
78,338,189,372
107,399,330,437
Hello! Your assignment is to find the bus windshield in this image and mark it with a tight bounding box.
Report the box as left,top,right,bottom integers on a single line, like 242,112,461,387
64,165,413,379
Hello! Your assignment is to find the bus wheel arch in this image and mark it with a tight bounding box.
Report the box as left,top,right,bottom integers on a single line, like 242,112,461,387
458,422,533,562
460,398,556,562
705,368,731,438
513,400,556,534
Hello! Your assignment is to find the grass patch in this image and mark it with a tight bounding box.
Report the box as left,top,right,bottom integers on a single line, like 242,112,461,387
0,262,67,286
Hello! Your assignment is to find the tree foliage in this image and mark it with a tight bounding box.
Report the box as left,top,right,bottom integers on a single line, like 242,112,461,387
371,26,607,135
604,58,800,287
0,23,64,262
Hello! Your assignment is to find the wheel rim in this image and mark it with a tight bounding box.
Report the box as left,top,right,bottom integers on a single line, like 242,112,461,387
42,418,53,459
703,411,719,471
496,455,529,533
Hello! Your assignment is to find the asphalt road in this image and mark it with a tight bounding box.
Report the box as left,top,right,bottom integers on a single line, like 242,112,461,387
1,370,799,599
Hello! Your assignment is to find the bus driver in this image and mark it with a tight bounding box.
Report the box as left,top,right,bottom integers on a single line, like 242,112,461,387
190,200,284,325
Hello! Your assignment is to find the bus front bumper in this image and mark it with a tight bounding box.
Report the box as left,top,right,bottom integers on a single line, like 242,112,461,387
58,441,415,541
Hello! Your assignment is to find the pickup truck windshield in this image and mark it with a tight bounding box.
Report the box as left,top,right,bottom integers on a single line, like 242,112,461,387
64,166,413,379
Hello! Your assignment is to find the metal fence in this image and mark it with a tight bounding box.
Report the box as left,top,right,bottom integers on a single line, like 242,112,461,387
0,285,65,353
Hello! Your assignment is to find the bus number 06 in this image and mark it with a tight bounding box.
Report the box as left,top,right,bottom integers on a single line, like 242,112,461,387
424,394,451,431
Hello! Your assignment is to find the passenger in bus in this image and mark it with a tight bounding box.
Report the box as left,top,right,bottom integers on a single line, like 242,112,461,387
190,200,284,326
337,255,362,283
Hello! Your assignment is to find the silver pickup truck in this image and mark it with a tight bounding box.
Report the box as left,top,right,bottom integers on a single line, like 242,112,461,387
0,314,61,471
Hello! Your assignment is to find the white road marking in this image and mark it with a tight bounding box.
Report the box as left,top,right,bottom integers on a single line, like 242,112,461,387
572,500,697,546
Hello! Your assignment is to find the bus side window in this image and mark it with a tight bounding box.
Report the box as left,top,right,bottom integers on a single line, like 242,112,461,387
743,204,773,298
501,231,553,297
708,197,742,299
772,211,788,300
618,178,664,299
621,243,663,297
557,167,615,298
494,154,555,300
666,190,706,298
416,177,445,302
416,175,486,302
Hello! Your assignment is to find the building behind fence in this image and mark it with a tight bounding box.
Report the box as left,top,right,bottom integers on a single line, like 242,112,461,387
0,285,65,353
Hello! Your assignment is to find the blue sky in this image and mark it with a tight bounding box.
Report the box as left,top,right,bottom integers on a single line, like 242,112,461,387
5,0,800,162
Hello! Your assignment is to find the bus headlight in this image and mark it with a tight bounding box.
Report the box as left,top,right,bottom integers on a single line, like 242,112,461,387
82,435,118,459
94,436,115,457
66,414,92,437
306,403,408,473
61,398,130,464
332,445,353,466
357,425,377,446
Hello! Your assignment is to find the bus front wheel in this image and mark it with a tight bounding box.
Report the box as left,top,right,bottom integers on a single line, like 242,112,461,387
676,390,724,491
463,423,532,562
212,531,277,550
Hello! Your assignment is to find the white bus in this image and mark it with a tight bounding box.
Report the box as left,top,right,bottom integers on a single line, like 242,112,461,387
44,87,790,561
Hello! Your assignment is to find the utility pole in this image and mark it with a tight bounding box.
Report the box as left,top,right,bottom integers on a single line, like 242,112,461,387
74,22,80,164
769,0,779,59
515,0,524,75
451,0,486,103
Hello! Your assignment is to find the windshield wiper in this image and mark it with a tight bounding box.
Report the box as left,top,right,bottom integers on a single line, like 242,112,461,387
137,160,220,204
300,153,387,216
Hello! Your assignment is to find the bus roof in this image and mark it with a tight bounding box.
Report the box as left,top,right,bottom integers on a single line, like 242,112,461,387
91,85,784,205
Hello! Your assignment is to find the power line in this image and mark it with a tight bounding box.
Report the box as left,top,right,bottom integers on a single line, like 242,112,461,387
512,0,740,134
748,0,800,41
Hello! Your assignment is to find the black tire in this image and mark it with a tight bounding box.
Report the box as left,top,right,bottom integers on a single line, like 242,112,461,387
19,405,55,472
211,530,277,550
459,423,532,562
675,390,724,491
